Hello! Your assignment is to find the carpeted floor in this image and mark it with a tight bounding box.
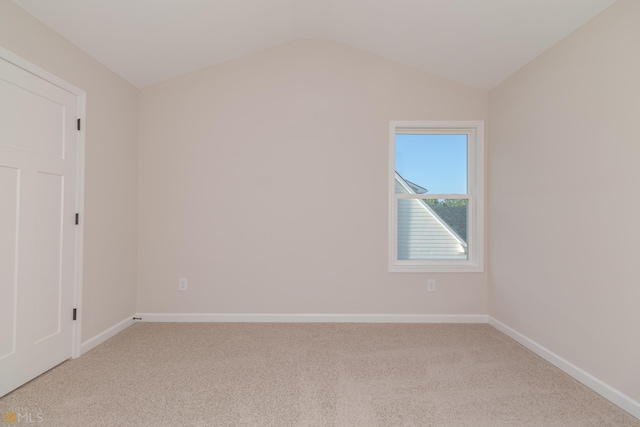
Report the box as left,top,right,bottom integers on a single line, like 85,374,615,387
0,323,638,426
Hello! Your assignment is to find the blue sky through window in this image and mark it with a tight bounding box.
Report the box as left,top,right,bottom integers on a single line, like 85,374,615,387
395,134,467,194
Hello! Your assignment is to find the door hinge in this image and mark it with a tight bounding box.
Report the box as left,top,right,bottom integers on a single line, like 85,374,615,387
73,308,77,321
75,213,79,225
77,118,81,131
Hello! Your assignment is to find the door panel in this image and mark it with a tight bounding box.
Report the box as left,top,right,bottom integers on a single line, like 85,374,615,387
33,172,64,343
0,166,19,360
0,71,66,158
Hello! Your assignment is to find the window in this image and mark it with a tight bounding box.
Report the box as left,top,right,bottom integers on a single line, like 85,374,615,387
389,121,484,272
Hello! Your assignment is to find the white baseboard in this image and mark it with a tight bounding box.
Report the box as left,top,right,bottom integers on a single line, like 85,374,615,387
489,316,640,420
135,313,488,324
80,315,136,356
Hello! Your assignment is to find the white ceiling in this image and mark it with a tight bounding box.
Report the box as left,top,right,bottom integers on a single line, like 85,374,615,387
12,0,618,89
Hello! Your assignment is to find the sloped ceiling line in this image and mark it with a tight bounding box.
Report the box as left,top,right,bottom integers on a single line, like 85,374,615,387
12,0,618,89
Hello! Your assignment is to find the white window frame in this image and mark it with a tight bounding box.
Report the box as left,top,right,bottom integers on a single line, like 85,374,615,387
389,120,484,272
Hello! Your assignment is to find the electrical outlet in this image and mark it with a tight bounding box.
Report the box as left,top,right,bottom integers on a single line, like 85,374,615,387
427,279,436,292
178,278,188,291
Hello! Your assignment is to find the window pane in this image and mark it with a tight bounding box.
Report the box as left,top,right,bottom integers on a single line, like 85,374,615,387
395,134,467,194
397,198,468,261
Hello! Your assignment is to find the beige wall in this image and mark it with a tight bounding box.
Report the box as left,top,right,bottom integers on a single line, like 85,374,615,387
0,0,139,341
489,0,640,404
138,40,488,315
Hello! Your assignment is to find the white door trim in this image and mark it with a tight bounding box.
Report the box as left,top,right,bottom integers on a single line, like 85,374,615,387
0,47,86,359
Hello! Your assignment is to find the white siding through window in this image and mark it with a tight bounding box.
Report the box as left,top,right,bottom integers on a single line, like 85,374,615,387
395,177,466,260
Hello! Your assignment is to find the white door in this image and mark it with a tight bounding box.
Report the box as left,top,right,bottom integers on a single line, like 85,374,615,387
0,54,82,397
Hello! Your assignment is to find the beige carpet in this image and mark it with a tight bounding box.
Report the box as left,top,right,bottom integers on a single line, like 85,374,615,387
1,323,638,426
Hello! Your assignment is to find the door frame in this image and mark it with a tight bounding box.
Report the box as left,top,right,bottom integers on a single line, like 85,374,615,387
0,46,86,359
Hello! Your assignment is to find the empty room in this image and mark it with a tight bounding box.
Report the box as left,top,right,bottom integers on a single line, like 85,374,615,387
0,0,639,425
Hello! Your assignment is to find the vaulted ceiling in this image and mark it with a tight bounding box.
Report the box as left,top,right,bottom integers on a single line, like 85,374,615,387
12,0,618,89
